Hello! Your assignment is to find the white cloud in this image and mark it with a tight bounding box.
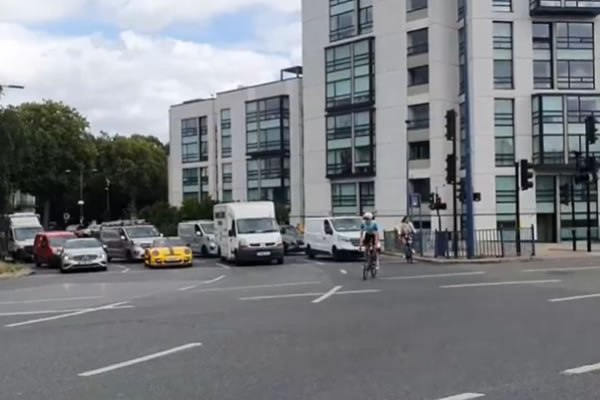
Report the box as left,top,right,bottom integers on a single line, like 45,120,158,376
0,0,301,31
0,23,296,141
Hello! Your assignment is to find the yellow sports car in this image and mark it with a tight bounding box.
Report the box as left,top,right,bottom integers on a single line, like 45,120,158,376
144,237,193,268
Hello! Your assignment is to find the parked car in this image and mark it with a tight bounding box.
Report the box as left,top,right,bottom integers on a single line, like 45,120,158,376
178,220,218,256
33,231,77,268
59,238,108,273
280,225,305,254
99,220,162,262
0,212,44,261
304,217,364,261
144,237,192,268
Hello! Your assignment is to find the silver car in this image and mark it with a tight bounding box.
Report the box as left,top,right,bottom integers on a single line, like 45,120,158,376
59,238,108,273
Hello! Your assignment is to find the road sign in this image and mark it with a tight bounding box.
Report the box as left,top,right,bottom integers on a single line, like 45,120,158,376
410,193,421,208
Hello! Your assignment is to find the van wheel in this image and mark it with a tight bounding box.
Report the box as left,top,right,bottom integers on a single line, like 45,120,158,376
277,258,284,265
332,247,341,262
234,251,243,266
218,247,226,262
306,246,315,259
126,251,134,263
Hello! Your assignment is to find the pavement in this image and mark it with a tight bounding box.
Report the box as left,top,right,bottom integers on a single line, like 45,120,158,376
3,254,600,399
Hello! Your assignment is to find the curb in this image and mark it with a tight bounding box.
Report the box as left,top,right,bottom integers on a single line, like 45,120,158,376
384,252,536,265
0,267,34,280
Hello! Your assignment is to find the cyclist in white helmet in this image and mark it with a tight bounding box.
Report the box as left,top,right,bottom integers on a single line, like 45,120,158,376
360,212,381,269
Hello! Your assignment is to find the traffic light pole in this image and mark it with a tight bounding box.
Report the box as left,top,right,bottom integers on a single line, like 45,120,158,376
586,138,592,252
571,177,576,252
514,161,521,257
452,132,458,258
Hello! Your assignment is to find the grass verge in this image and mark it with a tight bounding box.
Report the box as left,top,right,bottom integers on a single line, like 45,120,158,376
0,261,31,279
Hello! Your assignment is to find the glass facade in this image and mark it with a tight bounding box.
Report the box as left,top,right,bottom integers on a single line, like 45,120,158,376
407,103,429,130
496,176,516,229
559,176,598,240
494,99,515,167
407,28,428,56
408,65,429,86
326,110,375,177
329,0,372,42
246,96,289,154
557,22,594,90
331,182,375,215
407,0,427,12
222,163,232,202
493,22,513,89
181,118,200,163
409,141,430,160
221,109,232,158
247,157,290,205
493,0,512,12
182,167,209,202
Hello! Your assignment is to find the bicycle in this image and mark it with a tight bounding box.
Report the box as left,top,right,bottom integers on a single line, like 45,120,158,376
403,234,414,264
362,244,377,280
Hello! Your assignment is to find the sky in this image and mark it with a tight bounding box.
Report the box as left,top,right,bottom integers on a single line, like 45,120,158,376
0,0,302,142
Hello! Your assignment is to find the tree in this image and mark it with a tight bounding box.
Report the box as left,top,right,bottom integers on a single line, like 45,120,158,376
275,202,290,225
16,101,97,227
0,107,25,214
139,202,179,236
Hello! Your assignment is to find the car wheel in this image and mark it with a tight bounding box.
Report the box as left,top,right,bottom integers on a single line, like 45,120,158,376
201,246,209,257
277,258,284,265
306,246,315,259
34,256,41,268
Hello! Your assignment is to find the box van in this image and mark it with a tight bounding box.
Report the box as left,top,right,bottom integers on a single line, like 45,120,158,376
305,217,365,260
99,220,162,262
178,220,217,256
0,212,44,261
214,202,284,265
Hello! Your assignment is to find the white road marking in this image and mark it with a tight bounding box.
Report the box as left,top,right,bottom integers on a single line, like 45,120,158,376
0,296,103,305
336,289,380,295
548,293,600,303
340,269,348,275
78,343,202,377
0,305,134,317
239,288,380,301
315,261,325,266
178,285,197,292
523,266,600,273
203,274,225,284
382,271,485,281
5,301,130,328
193,281,321,293
217,263,230,270
436,393,485,400
441,279,560,289
113,264,130,274
312,285,342,304
562,362,600,375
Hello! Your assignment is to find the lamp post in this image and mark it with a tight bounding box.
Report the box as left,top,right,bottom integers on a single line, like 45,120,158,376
0,84,25,98
66,167,97,225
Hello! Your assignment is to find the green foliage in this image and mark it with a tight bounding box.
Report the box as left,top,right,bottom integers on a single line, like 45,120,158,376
0,107,25,214
179,198,217,221
139,202,179,236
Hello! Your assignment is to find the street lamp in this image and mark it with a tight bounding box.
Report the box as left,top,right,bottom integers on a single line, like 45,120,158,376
66,167,98,225
0,84,25,97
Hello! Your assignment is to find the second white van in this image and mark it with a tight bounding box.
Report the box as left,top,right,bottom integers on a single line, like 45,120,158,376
178,220,217,256
304,216,364,260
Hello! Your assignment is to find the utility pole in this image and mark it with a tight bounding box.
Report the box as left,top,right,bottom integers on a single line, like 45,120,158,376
105,178,111,221
518,159,534,257
445,109,458,258
584,115,597,252
514,161,521,256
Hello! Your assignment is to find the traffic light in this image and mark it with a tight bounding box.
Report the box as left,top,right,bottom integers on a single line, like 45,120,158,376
458,177,466,202
560,183,570,205
428,193,435,209
446,154,456,184
585,115,598,145
473,192,482,202
445,109,457,141
519,159,534,191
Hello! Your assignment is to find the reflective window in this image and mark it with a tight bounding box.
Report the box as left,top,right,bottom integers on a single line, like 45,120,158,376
494,99,515,167
408,65,429,86
407,28,428,56
221,109,232,158
493,22,513,89
407,103,429,130
327,110,375,177
331,182,375,215
329,0,372,42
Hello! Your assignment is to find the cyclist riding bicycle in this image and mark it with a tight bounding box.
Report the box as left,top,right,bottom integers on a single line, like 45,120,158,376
360,212,380,269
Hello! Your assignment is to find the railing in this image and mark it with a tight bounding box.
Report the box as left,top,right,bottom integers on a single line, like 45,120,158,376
530,0,600,13
407,43,428,56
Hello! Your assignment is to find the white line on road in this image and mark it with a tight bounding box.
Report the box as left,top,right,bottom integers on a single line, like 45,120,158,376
523,266,600,273
239,288,380,301
562,362,600,375
336,289,380,295
340,269,348,275
193,281,321,293
381,271,485,281
436,393,485,400
217,263,230,270
113,264,130,274
78,342,202,377
315,261,325,266
5,302,130,328
203,274,225,284
312,285,342,303
441,279,561,289
0,305,134,317
178,285,197,292
548,293,600,303
0,296,103,305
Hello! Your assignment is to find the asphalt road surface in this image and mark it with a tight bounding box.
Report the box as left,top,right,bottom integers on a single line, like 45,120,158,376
3,254,600,399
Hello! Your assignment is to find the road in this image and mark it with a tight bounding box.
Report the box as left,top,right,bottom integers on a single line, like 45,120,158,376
2,254,600,399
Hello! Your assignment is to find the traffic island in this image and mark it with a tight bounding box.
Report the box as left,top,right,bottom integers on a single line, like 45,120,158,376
0,262,32,280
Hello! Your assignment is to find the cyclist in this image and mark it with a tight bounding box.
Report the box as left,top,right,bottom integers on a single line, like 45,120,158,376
360,212,380,269
397,216,416,258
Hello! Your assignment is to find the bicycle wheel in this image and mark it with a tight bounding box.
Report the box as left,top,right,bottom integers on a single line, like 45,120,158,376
362,252,369,281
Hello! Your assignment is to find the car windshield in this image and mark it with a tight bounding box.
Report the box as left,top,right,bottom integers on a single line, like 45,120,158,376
153,238,186,247
125,226,159,238
49,236,74,247
332,218,363,232
201,223,215,235
237,218,278,234
283,226,299,236
14,227,43,241
64,238,102,249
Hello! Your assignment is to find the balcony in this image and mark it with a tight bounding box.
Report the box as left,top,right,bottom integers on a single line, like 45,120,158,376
530,0,600,16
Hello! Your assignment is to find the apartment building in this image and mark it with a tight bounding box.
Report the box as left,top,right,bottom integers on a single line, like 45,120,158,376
168,68,304,222
301,0,600,241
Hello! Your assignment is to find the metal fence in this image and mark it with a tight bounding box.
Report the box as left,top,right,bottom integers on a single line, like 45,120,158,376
384,226,535,259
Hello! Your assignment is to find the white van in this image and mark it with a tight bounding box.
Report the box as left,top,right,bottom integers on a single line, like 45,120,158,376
214,201,284,265
305,216,365,260
178,220,217,256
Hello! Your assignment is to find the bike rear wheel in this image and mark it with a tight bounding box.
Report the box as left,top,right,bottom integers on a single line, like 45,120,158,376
362,251,370,281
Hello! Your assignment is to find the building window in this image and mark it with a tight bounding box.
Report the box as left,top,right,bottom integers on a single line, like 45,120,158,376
559,176,598,240
331,181,374,215
246,96,289,154
247,157,290,205
459,102,466,169
183,168,199,187
408,65,429,86
493,22,513,89
222,163,232,202
329,0,372,42
410,178,430,201
183,168,205,202
407,28,428,56
200,167,209,200
183,192,198,202
457,0,465,20
556,22,594,90
326,38,375,110
409,141,430,160
459,27,465,94
181,118,200,163
327,110,375,177
492,0,512,12
494,99,515,167
533,23,553,89
407,0,427,12
496,176,516,229
407,103,429,130
221,109,232,158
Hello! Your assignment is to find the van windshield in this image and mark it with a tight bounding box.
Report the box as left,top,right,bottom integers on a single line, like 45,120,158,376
14,227,43,241
331,218,363,232
125,226,159,238
237,218,278,234
200,223,215,235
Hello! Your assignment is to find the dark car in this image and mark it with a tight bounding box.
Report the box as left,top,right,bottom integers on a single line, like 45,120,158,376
280,225,305,254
